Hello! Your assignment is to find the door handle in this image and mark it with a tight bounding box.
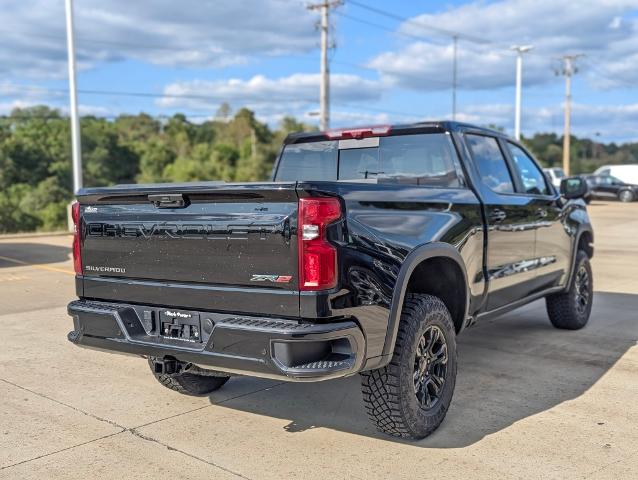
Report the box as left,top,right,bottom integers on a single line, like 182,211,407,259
489,209,507,222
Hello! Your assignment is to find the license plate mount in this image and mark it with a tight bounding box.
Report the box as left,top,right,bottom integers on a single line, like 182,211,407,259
159,309,202,342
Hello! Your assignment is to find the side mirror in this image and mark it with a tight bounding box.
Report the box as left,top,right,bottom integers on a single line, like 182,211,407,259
560,177,588,199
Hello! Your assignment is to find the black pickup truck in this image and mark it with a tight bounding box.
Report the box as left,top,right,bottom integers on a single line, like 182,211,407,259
68,121,594,439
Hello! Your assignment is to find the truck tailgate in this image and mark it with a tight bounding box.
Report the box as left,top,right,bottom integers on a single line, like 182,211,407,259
77,183,300,313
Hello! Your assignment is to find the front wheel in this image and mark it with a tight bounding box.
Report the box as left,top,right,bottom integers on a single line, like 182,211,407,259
360,294,457,439
546,250,593,330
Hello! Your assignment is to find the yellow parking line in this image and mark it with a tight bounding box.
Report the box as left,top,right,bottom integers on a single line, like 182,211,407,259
0,255,75,276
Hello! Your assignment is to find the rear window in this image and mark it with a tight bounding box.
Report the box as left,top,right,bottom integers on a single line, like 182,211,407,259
275,133,461,187
273,141,337,181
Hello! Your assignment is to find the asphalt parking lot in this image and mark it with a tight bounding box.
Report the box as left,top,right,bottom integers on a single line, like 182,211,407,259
1,201,637,480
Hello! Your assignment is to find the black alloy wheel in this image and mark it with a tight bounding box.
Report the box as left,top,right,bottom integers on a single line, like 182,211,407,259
574,265,591,316
413,325,448,410
546,250,593,330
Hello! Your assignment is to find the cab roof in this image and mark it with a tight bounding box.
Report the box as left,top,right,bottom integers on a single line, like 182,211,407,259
284,121,507,144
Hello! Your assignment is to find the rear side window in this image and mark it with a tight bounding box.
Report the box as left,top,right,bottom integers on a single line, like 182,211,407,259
276,133,461,187
506,143,550,195
465,134,515,193
378,134,460,186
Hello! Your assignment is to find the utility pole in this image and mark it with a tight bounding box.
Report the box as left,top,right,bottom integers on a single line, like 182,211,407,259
308,1,342,131
557,54,582,176
251,127,257,164
64,0,82,193
510,45,533,140
452,35,458,121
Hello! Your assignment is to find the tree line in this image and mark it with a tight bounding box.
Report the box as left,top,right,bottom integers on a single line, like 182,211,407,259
0,105,636,233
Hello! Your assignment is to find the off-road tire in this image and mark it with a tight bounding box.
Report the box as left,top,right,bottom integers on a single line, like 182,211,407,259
148,357,230,396
360,294,457,439
546,250,593,330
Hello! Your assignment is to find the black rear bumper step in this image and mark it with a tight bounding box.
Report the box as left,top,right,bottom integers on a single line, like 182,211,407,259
67,300,365,381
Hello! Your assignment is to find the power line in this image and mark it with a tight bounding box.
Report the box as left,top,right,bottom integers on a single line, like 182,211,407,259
579,58,636,88
335,11,443,44
2,84,426,120
347,0,492,45
5,29,204,53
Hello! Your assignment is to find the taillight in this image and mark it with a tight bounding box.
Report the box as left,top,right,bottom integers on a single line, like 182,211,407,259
298,197,341,291
71,201,82,275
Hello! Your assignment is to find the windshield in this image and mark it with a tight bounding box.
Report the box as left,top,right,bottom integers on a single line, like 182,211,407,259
275,133,461,187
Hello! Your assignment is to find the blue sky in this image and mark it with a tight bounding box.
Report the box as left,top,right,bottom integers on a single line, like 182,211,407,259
4,0,638,142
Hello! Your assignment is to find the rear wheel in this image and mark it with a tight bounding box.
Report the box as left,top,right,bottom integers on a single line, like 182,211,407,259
360,294,457,439
546,251,593,330
148,357,230,396
618,190,634,203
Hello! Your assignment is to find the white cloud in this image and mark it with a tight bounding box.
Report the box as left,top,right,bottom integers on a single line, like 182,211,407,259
0,100,43,115
156,73,383,117
0,97,114,118
368,0,638,91
456,102,638,141
77,104,113,117
321,110,391,126
4,0,318,78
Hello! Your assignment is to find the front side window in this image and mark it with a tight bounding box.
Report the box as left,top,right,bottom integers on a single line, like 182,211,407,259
465,134,515,193
610,176,624,185
506,143,549,195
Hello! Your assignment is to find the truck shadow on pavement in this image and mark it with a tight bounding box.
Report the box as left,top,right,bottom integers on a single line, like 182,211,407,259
209,291,638,447
0,243,71,268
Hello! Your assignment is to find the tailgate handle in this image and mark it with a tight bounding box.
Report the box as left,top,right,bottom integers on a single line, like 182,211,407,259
148,194,189,209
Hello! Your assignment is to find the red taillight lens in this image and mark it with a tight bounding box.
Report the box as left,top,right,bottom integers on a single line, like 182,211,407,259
325,125,391,140
298,197,341,291
71,201,82,275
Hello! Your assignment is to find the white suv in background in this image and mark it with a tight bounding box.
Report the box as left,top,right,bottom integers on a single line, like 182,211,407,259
543,167,566,188
594,164,638,185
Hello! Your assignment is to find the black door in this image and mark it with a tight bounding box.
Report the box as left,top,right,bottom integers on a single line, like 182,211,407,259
503,141,572,291
464,133,540,311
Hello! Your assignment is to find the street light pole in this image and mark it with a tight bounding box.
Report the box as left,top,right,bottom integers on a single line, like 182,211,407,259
452,35,458,121
64,0,82,193
511,45,533,141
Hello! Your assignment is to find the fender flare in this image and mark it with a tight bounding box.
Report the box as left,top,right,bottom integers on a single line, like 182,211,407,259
380,242,470,358
565,223,594,287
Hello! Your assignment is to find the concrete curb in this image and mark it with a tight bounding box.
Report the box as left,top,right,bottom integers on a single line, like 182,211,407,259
0,231,71,240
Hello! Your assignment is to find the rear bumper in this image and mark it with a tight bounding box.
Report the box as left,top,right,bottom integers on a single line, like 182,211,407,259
67,300,365,382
